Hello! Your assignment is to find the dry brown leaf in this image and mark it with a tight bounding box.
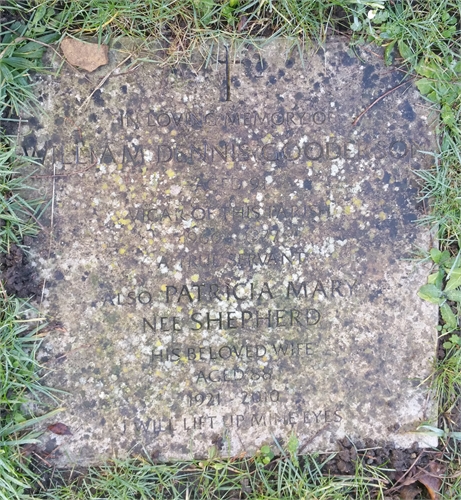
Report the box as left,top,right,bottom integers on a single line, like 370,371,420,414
417,474,441,500
399,484,421,500
47,422,72,435
396,460,444,500
415,461,444,500
60,37,108,72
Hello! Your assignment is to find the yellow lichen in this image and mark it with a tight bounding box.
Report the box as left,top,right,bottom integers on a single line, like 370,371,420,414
262,133,273,144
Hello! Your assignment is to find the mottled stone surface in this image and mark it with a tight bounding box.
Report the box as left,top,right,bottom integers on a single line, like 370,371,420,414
21,39,438,464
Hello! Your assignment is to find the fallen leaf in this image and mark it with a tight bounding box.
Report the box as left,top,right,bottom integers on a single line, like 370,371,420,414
47,422,72,435
416,461,444,500
399,484,421,500
417,474,441,500
61,37,109,72
396,460,444,500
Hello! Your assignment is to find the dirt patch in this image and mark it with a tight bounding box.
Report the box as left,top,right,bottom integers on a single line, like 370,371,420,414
0,240,41,298
324,438,431,477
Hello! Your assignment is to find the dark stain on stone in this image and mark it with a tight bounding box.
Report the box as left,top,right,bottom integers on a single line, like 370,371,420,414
278,68,285,78
362,65,379,89
89,113,98,123
255,58,268,73
397,193,407,209
399,100,416,121
241,58,253,78
341,51,356,66
72,129,83,144
313,82,320,91
403,213,417,224
54,116,64,126
386,219,398,238
382,171,391,184
275,157,287,169
362,180,374,196
128,95,140,107
92,89,105,107
268,75,277,84
54,270,64,280
121,85,127,94
285,58,295,69
27,116,40,128
22,133,37,151
45,438,57,454
231,76,241,88
211,434,224,449
363,132,372,143
294,92,304,100
276,94,284,101
303,179,312,190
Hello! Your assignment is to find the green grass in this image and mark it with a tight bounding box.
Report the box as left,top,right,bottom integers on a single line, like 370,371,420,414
0,139,45,254
0,293,61,500
417,137,461,248
1,0,461,498
1,2,56,253
38,451,391,499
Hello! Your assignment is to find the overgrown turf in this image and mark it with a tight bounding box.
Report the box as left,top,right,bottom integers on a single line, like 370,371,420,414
1,0,461,498
0,291,61,500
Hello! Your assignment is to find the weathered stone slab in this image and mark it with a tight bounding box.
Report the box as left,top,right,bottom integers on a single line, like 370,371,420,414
21,39,437,464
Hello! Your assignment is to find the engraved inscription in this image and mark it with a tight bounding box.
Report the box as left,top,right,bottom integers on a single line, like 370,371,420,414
24,40,437,462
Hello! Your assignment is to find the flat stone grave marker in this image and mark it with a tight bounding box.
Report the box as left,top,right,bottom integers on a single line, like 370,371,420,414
20,39,437,464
